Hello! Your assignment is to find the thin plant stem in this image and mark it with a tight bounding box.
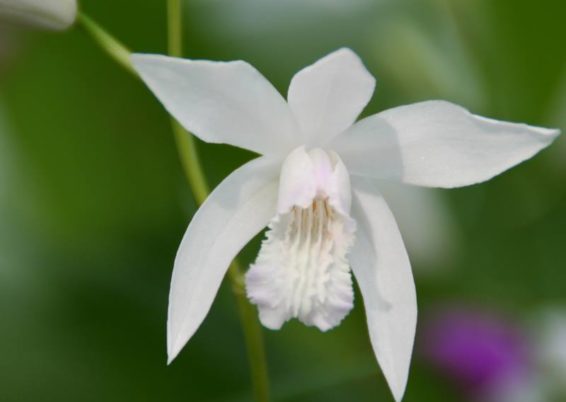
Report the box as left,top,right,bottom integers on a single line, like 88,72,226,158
166,2,271,401
227,261,271,402
170,120,210,205
76,12,135,75
79,5,271,402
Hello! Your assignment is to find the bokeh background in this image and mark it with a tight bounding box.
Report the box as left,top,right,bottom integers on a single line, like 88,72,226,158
1,0,565,401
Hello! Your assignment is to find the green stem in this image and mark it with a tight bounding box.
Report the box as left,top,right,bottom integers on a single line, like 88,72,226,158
167,0,183,58
76,12,135,75
166,3,271,402
79,5,271,402
227,261,271,402
170,119,210,205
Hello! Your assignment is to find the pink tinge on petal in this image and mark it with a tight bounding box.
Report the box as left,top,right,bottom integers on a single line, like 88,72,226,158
276,146,352,215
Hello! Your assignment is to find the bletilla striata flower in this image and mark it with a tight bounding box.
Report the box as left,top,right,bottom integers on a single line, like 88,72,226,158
132,49,559,401
0,0,76,30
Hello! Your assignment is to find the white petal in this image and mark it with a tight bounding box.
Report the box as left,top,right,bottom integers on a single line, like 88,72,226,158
287,48,375,146
168,156,280,362
132,54,300,156
276,147,317,212
277,146,352,215
0,0,76,30
332,100,560,188
349,178,417,402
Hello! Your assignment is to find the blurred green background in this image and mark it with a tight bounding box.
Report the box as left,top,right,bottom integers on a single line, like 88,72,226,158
0,0,565,401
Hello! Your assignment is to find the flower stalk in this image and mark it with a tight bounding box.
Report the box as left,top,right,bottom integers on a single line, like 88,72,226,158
76,12,134,75
78,4,271,402
165,2,271,401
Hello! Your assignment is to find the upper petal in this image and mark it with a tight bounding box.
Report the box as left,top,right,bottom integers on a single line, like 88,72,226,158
349,178,417,402
332,100,560,188
132,54,300,156
287,48,376,147
168,156,280,362
277,146,352,215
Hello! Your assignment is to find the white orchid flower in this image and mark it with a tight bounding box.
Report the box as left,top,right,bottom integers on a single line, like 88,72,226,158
0,0,76,30
132,48,559,401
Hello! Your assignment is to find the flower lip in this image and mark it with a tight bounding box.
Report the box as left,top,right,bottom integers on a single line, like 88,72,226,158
246,181,356,332
245,145,357,332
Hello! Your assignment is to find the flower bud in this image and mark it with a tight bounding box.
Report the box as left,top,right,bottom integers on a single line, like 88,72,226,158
0,0,77,30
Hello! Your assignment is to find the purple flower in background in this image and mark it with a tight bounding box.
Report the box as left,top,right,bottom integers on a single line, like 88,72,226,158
423,308,532,401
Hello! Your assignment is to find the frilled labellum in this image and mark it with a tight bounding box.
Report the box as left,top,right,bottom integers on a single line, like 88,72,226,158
246,148,356,331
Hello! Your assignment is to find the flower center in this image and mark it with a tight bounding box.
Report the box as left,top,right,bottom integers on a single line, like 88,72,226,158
245,147,356,331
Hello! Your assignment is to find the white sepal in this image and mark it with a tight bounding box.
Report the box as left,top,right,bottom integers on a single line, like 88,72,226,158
333,100,560,188
288,48,375,147
168,156,280,362
349,178,417,402
132,54,300,156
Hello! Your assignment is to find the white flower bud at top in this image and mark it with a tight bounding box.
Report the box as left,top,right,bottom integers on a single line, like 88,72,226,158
0,0,77,30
